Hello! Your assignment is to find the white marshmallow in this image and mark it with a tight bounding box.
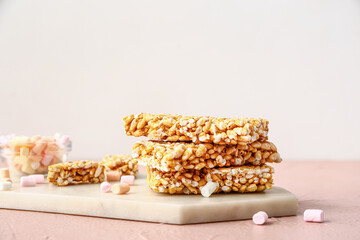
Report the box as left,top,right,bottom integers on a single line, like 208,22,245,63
200,181,218,198
0,181,12,191
252,211,268,225
304,209,324,223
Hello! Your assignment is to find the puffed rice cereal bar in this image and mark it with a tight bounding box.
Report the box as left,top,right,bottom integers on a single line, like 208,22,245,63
133,141,281,172
147,165,274,194
47,160,105,186
124,113,269,145
99,154,139,176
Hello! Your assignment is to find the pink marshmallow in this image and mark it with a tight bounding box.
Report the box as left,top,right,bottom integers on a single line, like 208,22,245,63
59,135,70,146
252,211,268,225
304,209,324,223
31,143,46,155
100,182,111,193
41,155,53,166
121,175,135,185
28,174,45,184
20,176,36,187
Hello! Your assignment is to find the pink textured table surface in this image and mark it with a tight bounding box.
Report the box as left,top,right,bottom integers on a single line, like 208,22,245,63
1,161,360,240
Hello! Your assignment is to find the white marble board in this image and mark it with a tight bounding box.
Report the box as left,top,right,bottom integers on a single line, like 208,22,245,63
0,173,298,224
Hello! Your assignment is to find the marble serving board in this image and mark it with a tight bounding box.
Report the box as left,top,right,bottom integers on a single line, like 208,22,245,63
0,173,298,224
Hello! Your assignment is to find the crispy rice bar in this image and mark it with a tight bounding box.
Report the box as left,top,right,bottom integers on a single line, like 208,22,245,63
100,154,138,176
133,141,281,172
124,113,268,145
47,160,105,186
147,165,273,194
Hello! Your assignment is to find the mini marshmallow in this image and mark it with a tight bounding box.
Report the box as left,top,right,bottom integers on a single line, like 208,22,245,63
3,178,12,183
45,143,59,154
304,209,324,223
14,156,28,164
200,181,218,198
62,154,69,163
20,147,30,156
20,176,36,187
0,134,15,145
0,136,7,145
14,163,22,172
21,162,35,174
100,182,111,193
106,171,120,182
31,162,40,170
58,135,70,146
111,183,130,195
29,155,42,163
0,168,10,179
31,143,46,155
28,174,45,184
0,181,12,191
252,211,268,225
41,155,53,166
54,133,62,141
121,175,135,185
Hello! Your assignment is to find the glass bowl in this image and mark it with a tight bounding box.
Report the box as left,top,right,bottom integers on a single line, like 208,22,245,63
0,134,71,181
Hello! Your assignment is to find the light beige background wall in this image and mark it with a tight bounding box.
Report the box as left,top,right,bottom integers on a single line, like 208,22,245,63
0,0,359,161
